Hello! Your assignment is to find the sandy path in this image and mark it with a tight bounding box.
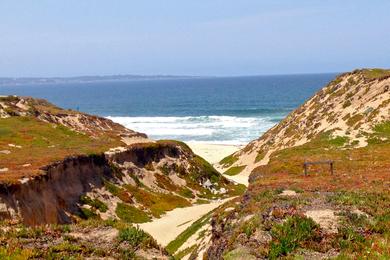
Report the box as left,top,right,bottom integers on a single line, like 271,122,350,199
138,198,232,247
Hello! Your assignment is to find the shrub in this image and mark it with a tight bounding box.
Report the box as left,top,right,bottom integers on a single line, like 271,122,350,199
79,207,98,219
269,215,319,258
80,195,108,213
118,226,148,247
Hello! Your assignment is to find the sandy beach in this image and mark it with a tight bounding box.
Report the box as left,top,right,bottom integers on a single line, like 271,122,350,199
186,142,241,165
186,142,251,186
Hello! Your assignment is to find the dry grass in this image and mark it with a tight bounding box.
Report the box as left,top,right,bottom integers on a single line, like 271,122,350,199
0,116,122,182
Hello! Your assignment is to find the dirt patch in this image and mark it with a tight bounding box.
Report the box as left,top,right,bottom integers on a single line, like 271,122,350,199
70,227,119,243
279,190,297,196
304,209,339,233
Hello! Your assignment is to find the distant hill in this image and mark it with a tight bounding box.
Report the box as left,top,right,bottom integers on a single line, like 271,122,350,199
0,75,201,86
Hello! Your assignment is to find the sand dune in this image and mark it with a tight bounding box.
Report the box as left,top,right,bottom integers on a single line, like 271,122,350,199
139,198,232,247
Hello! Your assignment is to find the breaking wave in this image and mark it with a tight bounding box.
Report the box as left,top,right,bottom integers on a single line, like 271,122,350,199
107,115,284,145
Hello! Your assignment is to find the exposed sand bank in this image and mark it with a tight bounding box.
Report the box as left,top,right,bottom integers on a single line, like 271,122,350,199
138,143,245,251
139,198,232,247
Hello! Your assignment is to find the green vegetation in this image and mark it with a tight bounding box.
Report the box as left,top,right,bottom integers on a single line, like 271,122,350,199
79,207,99,219
115,203,151,223
328,191,390,258
373,121,390,138
269,216,319,258
166,212,212,255
191,155,221,183
0,116,121,182
218,129,390,259
80,195,108,212
0,219,166,259
175,245,197,259
0,247,35,259
362,68,390,80
346,114,364,127
157,139,193,153
219,154,239,167
328,135,349,146
228,183,247,196
224,165,246,176
195,199,210,204
117,226,161,258
241,216,261,238
104,181,133,203
118,226,149,246
224,247,256,260
255,150,266,162
178,187,195,199
125,185,190,218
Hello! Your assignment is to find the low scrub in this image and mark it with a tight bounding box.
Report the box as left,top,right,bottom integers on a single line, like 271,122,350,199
269,215,320,258
125,185,190,218
219,154,239,167
80,195,108,213
224,165,246,176
115,203,151,223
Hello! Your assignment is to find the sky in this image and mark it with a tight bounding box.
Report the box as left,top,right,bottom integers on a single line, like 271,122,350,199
1,1,390,77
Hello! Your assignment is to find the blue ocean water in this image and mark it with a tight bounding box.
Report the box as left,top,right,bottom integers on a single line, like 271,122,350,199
0,74,336,144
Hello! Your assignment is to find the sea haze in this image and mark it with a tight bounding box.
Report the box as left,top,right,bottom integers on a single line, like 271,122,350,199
0,73,337,144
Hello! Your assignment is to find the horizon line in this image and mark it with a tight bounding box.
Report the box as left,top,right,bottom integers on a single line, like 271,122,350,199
0,71,342,80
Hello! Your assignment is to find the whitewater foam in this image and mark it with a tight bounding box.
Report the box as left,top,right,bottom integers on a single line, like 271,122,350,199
107,115,281,145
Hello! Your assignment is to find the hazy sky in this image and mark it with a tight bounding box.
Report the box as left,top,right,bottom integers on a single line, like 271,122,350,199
1,1,390,77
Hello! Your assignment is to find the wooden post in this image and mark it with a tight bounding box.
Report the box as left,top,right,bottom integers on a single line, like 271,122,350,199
330,161,334,175
304,162,308,176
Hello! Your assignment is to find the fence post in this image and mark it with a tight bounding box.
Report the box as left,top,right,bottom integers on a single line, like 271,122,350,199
330,161,334,175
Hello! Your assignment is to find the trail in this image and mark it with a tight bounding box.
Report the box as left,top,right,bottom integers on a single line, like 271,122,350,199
139,143,245,248
138,198,232,247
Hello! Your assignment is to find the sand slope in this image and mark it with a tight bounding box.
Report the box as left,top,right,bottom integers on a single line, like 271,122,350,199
139,198,232,246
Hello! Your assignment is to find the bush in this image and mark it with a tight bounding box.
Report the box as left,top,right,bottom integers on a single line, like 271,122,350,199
80,208,98,219
118,226,148,247
80,195,108,212
269,215,319,258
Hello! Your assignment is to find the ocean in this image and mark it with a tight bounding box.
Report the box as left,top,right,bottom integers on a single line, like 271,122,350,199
0,74,336,145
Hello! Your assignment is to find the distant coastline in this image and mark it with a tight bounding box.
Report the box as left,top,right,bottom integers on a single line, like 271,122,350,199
0,72,340,86
0,75,205,86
